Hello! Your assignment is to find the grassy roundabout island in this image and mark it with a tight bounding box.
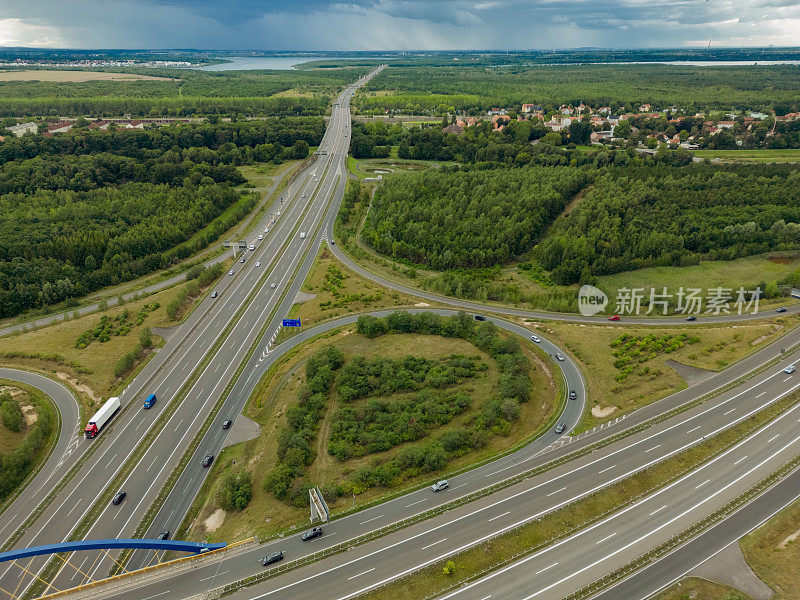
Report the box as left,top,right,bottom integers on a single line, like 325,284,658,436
184,312,557,541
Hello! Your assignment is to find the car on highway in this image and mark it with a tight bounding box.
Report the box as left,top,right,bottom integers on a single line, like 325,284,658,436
276,211,281,216
258,234,263,240
569,389,577,400
228,270,234,276
555,353,565,361
555,423,566,434
300,232,306,239
777,307,788,313
270,283,276,289
686,316,697,321
222,420,232,429
262,551,284,566
608,315,621,321
785,365,796,374
302,193,306,198
256,261,261,267
248,245,255,251
431,480,449,492
331,238,335,245
474,315,486,321
239,257,245,263
211,291,218,298
112,491,126,505
301,527,323,541
202,454,214,468
530,335,541,343
157,530,169,540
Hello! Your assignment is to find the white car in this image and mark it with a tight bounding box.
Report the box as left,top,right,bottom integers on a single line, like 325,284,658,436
530,335,541,343
555,353,565,361
270,283,276,289
276,211,281,216
248,245,255,251
785,365,796,374
258,234,263,240
431,480,449,492
228,270,234,276
300,232,306,239
256,261,261,267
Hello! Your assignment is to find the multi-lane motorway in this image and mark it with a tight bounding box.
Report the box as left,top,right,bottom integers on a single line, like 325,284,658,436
2,65,800,600
0,67,382,597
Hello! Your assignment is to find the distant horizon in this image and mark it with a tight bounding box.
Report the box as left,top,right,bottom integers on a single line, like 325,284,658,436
3,1,800,50
2,46,800,53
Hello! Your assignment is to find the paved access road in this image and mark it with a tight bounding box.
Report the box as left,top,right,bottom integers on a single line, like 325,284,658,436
0,68,384,597
70,322,800,600
0,369,82,544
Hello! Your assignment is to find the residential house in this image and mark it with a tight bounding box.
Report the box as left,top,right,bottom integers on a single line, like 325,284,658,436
7,122,38,137
521,104,542,114
639,104,652,112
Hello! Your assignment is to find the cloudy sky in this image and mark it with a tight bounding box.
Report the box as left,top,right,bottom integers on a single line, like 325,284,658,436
1,0,799,50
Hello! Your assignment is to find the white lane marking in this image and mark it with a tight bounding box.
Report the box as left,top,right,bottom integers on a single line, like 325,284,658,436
598,465,615,474
146,456,159,472
645,444,661,453
596,532,616,544
723,409,735,416
546,487,566,497
488,511,510,522
405,499,426,508
421,539,447,550
105,452,118,468
756,391,766,398
141,591,171,600
734,456,747,465
686,426,701,434
695,479,710,490
359,515,383,525
535,563,558,575
199,571,229,582
348,568,375,581
649,505,667,516
768,434,780,443
174,419,183,433
784,377,792,382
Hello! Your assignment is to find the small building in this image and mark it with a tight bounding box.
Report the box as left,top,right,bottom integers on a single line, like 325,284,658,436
639,104,652,112
7,122,38,137
487,108,506,117
442,123,464,135
521,104,542,114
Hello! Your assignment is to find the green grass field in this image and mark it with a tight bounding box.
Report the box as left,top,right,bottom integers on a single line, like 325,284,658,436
597,253,800,306
654,578,749,600
694,149,800,163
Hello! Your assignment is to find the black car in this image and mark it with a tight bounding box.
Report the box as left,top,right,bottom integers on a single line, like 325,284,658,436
301,527,323,541
222,420,232,430
474,315,486,321
112,491,126,505
262,551,284,566
157,530,169,540
554,423,566,435
202,454,214,468
569,389,577,400
685,316,697,321
777,307,788,313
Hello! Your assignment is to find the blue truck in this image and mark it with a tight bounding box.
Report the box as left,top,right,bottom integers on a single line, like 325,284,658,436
143,393,157,409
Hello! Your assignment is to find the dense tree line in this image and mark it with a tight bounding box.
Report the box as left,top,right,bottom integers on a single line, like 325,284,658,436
364,166,588,269
0,119,322,318
355,64,800,115
537,166,800,283
0,393,54,501
0,67,368,117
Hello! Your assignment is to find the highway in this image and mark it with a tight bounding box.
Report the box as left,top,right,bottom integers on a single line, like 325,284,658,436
3,65,800,600
0,369,82,544
0,67,383,597
61,318,800,600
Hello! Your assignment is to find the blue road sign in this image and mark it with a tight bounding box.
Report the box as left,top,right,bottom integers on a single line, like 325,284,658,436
282,318,301,327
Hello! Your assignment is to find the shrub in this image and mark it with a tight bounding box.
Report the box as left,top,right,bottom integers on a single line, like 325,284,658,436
0,393,23,432
218,472,253,512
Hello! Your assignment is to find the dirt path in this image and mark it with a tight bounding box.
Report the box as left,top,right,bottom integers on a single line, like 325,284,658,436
557,185,593,220
309,395,336,482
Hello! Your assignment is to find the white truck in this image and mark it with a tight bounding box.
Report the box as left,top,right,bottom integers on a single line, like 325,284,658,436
84,396,121,438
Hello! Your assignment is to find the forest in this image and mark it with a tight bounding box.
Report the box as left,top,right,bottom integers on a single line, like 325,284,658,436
0,118,323,318
354,64,800,115
536,166,800,284
0,67,368,117
363,166,588,269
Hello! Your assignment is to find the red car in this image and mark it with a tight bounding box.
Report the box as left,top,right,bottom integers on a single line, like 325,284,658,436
608,315,621,321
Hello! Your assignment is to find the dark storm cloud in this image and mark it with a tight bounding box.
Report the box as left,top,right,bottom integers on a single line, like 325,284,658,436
1,0,798,49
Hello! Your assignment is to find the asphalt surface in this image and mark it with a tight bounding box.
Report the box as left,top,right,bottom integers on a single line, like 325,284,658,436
0,369,82,543
5,67,800,600
0,68,383,597
65,328,800,600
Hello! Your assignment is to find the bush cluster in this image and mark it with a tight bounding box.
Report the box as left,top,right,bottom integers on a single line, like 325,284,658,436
217,472,253,512
611,332,699,382
0,392,24,432
0,395,53,501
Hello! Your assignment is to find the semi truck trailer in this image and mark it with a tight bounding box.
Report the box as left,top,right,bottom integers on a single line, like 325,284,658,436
84,396,121,438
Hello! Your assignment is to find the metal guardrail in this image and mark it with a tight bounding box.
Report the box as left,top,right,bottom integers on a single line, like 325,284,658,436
36,537,256,600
